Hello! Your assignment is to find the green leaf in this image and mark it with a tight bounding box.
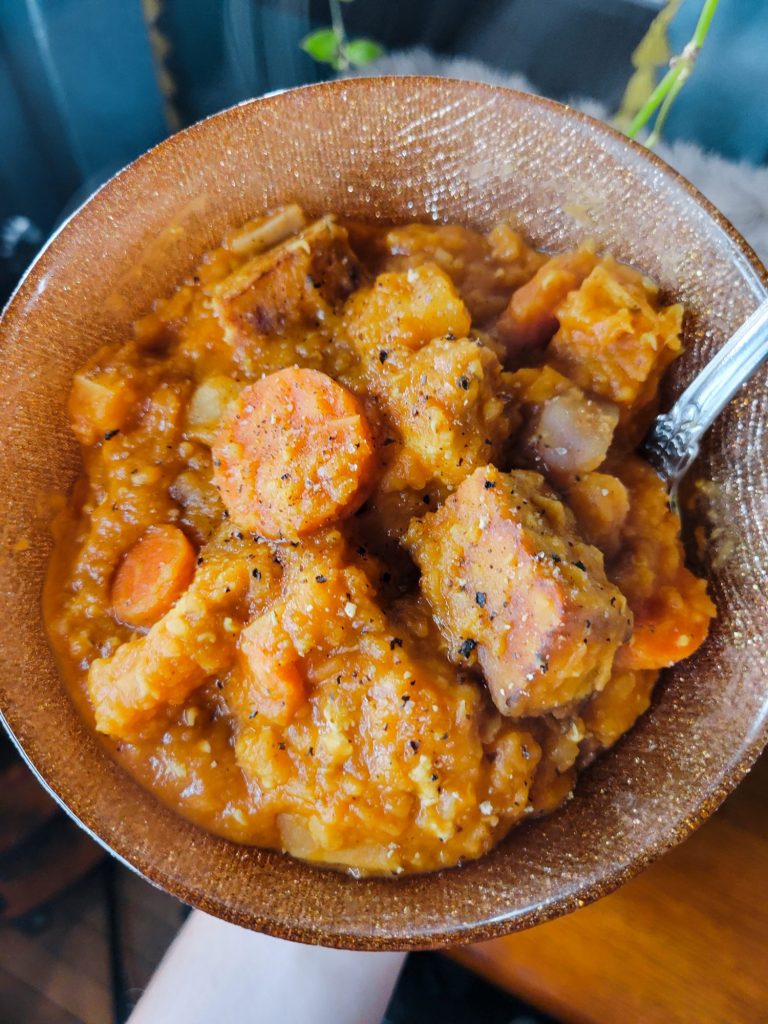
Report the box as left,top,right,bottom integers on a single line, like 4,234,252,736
301,28,340,64
345,38,384,67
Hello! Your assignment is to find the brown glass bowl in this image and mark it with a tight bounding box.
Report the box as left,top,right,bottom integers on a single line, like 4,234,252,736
1,77,767,950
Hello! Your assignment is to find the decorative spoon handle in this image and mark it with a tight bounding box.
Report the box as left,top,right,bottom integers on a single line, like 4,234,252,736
643,297,768,486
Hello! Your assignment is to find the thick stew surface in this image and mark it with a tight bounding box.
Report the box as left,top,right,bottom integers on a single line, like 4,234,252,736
45,207,715,875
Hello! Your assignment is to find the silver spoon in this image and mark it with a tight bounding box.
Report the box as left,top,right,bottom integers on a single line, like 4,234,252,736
642,296,768,507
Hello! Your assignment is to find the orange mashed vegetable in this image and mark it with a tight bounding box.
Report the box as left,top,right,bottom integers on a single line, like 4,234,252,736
45,206,715,876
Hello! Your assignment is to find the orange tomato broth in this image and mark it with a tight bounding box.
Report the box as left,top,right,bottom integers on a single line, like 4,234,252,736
44,207,714,876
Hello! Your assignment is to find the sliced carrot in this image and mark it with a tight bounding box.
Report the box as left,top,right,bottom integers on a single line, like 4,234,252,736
238,613,306,725
616,575,715,671
112,524,196,628
213,367,376,539
496,249,597,359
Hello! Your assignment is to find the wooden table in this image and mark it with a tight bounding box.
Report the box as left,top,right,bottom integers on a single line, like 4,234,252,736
452,750,768,1024
2,744,766,1023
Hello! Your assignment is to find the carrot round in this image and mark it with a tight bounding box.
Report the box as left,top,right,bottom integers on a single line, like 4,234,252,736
238,614,306,725
617,575,715,671
112,524,196,628
619,602,711,670
213,367,376,539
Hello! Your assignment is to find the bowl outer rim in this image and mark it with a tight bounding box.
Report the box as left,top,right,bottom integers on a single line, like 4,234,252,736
1,75,767,950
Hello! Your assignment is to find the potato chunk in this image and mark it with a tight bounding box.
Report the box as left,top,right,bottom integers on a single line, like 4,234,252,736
406,467,631,717
212,216,361,346
381,223,544,324
548,261,683,423
579,668,659,761
69,365,141,445
563,472,630,557
371,336,518,488
224,204,307,256
343,262,471,365
185,375,242,445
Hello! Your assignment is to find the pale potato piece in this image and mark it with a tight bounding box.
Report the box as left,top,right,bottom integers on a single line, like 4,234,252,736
225,204,307,255
372,336,518,488
343,262,471,365
185,375,242,445
549,261,683,419
510,364,619,481
69,367,140,445
528,388,618,475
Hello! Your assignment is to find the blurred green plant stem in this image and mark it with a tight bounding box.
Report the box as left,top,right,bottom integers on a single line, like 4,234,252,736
619,0,720,147
301,0,383,73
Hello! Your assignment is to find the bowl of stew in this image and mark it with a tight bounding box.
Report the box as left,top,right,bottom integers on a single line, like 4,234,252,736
0,76,766,948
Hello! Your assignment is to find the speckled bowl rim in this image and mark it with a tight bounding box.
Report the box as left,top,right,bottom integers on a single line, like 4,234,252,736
1,76,767,950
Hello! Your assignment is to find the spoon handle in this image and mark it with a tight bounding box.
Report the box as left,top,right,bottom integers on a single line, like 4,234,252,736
643,297,768,484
